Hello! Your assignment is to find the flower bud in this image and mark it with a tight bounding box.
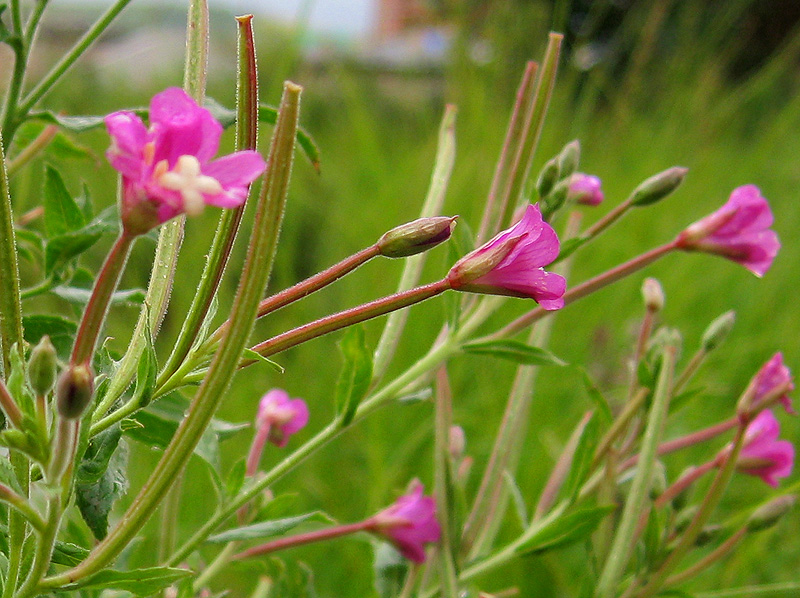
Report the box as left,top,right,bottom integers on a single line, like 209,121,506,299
557,140,581,179
56,364,94,419
536,158,560,198
630,167,689,207
701,310,735,352
449,425,466,461
540,179,569,219
378,216,457,258
746,495,796,532
641,278,665,313
28,335,57,396
567,173,603,206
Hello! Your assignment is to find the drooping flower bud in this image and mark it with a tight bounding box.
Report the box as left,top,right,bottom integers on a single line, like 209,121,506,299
368,480,441,563
675,185,779,277
56,364,94,419
449,425,466,461
641,278,665,313
446,204,565,310
720,410,794,487
27,335,57,396
737,353,794,417
746,495,796,532
630,166,688,207
377,216,457,258
701,310,735,352
257,389,309,448
567,173,603,206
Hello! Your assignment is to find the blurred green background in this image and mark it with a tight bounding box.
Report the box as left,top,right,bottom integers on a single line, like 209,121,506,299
8,0,800,595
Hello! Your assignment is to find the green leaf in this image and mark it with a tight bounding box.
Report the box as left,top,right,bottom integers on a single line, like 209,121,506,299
52,541,90,567
463,340,567,366
578,367,613,426
76,431,128,540
504,470,529,528
333,326,373,426
70,567,193,595
130,322,157,409
562,413,600,504
373,542,408,598
242,348,285,373
43,165,85,238
76,424,122,485
22,314,77,361
52,286,146,307
516,505,615,555
6,348,34,418
206,512,331,543
225,458,247,501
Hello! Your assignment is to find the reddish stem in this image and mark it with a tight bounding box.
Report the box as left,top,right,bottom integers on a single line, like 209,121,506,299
233,519,372,560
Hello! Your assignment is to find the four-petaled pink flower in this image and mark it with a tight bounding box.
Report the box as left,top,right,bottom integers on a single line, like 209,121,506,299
732,410,794,487
246,389,309,475
752,353,795,415
446,204,566,310
369,481,441,563
675,185,780,277
568,173,604,206
105,87,266,234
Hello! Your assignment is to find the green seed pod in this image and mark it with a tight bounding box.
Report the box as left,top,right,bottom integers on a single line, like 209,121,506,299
630,167,689,207
28,335,58,396
56,364,94,420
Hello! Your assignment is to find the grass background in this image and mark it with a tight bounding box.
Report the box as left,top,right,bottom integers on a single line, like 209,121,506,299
10,0,800,595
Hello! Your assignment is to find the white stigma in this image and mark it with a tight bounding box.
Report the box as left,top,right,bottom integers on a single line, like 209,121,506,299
156,155,223,217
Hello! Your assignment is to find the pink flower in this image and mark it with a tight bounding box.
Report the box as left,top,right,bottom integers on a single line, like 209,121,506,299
105,87,266,234
752,353,795,415
246,389,309,474
257,389,309,448
568,173,604,206
369,481,441,563
446,204,566,310
675,185,780,277
733,410,794,487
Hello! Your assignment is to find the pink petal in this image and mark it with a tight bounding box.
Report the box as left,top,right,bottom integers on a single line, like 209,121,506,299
149,88,222,167
105,111,148,178
203,151,266,187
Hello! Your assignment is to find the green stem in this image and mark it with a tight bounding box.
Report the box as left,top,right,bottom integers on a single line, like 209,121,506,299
0,483,44,532
0,377,24,429
15,492,62,598
0,132,23,375
166,333,462,567
23,0,48,50
674,348,707,394
70,233,134,366
434,367,459,598
595,345,676,598
15,0,134,120
39,82,303,591
233,520,372,560
592,387,650,468
664,526,747,587
3,453,29,598
193,542,238,590
373,104,457,383
635,424,748,598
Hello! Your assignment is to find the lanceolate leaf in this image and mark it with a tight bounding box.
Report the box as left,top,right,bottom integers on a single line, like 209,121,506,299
206,512,331,543
76,432,129,540
334,326,373,426
562,413,600,503
69,567,193,595
43,165,85,238
515,505,615,555
463,340,567,366
22,315,76,361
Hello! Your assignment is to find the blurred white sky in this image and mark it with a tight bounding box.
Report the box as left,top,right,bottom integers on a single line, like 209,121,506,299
48,0,376,37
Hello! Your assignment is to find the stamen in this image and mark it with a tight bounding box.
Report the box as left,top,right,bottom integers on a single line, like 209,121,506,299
154,154,224,216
